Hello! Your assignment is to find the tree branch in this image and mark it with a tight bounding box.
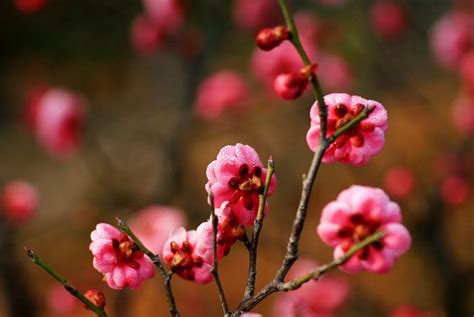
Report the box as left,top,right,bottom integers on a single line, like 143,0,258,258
242,158,275,302
209,193,231,316
25,248,107,317
116,218,179,317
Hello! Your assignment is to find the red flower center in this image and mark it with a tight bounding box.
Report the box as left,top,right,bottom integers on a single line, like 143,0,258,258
337,213,382,259
111,239,143,269
169,240,203,281
327,103,374,148
228,164,264,210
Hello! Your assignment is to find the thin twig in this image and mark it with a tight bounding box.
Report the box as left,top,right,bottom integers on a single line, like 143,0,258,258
242,158,275,302
209,193,231,316
25,248,107,317
116,218,179,317
234,231,384,315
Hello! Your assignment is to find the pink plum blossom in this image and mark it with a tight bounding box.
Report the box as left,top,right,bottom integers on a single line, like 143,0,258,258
441,175,470,207
205,144,276,227
25,87,86,159
306,93,388,167
370,0,408,39
430,12,473,70
459,51,474,96
142,0,184,34
232,0,281,32
130,15,164,55
128,205,186,255
162,227,213,284
317,185,412,273
1,181,39,224
273,259,350,317
197,201,246,258
90,223,154,290
318,53,354,92
383,166,415,199
452,95,474,134
47,284,78,315
14,0,47,14
194,71,250,121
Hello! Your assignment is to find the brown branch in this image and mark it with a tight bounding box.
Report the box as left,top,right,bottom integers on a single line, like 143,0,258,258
242,158,275,302
116,218,179,317
208,193,231,316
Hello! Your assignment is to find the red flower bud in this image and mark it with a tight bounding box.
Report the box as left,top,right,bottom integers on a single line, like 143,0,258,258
273,64,317,100
256,26,290,51
84,289,106,310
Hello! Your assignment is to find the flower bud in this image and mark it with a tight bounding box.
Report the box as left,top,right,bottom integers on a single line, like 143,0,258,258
84,289,106,310
273,64,317,100
256,26,290,51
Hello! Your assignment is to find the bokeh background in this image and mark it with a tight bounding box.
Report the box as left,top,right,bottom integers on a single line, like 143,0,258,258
0,0,473,316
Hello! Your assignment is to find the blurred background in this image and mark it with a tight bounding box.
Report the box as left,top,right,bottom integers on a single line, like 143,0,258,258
0,0,473,316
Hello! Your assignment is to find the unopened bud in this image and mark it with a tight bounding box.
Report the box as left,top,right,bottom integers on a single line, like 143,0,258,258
84,289,106,310
273,64,318,100
256,26,290,51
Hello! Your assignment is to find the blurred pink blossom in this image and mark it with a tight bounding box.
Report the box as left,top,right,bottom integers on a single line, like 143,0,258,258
1,180,38,224
307,93,388,167
128,205,186,255
130,15,165,55
14,0,47,14
142,0,185,34
232,0,281,32
430,11,473,70
317,185,411,273
273,259,350,317
25,87,86,159
205,144,276,227
90,223,155,289
318,53,354,92
459,51,474,96
370,0,408,39
194,71,250,121
452,95,474,134
162,227,213,284
383,166,415,199
441,175,470,207
389,305,437,317
47,284,77,315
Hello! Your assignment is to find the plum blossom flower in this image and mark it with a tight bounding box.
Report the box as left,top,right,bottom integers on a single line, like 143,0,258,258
383,166,415,199
162,227,213,284
317,185,411,273
194,71,250,121
128,205,186,255
306,93,388,166
273,259,350,317
25,87,86,159
370,0,408,39
90,223,154,289
205,144,276,227
430,12,473,70
1,181,39,224
196,201,246,259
